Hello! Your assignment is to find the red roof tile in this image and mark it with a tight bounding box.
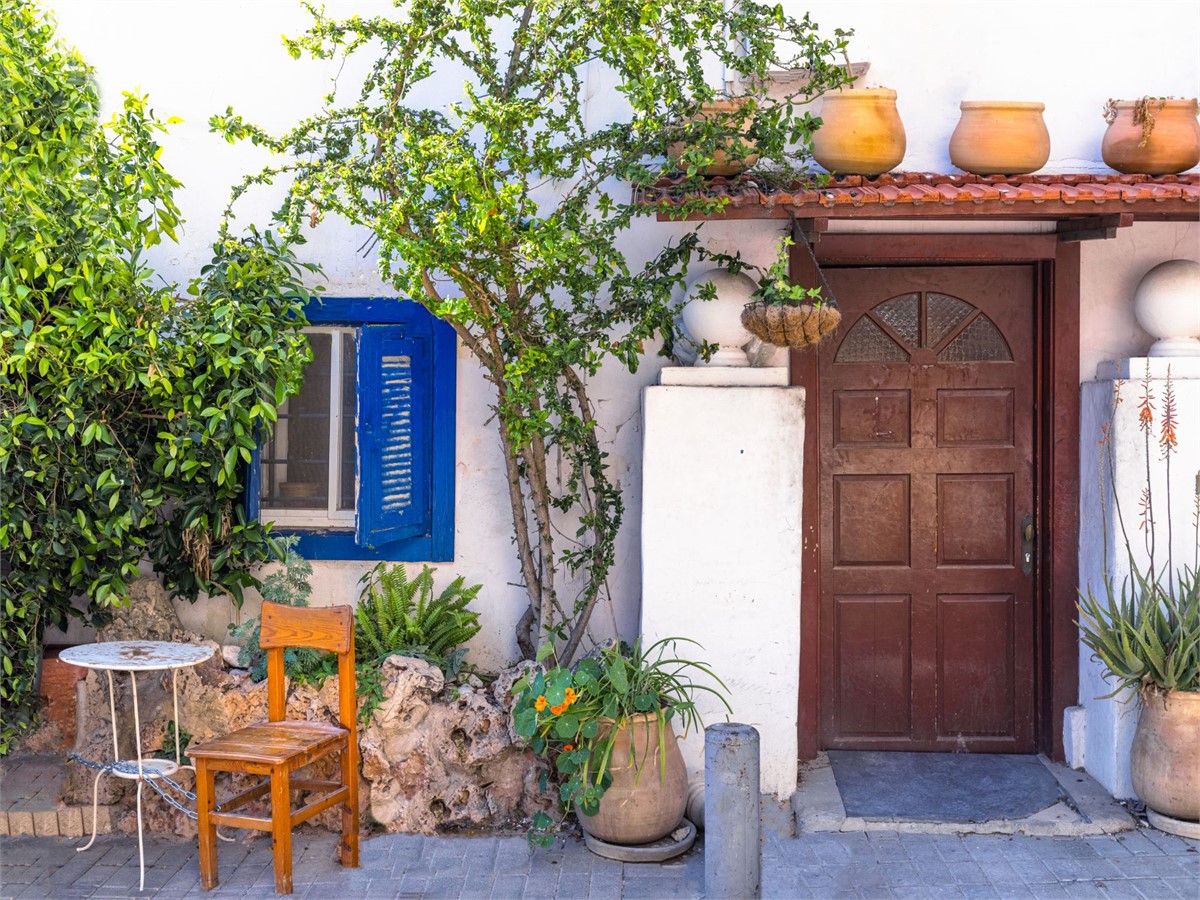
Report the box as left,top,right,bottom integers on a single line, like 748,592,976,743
638,172,1200,221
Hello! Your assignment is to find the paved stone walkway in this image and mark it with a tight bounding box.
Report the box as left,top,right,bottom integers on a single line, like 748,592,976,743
1,825,1196,898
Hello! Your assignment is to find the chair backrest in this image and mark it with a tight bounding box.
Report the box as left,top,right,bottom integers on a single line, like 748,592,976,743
259,602,357,735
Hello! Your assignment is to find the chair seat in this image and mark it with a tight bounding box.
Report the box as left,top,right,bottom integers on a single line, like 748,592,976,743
190,720,348,766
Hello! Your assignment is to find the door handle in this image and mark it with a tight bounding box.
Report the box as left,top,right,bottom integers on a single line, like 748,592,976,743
1021,514,1035,576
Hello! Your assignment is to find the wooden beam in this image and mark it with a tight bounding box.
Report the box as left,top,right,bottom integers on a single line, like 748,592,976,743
814,233,1059,263
791,217,829,244
1056,213,1134,242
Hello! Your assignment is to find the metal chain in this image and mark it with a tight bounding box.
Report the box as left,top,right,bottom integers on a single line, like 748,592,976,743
68,753,199,820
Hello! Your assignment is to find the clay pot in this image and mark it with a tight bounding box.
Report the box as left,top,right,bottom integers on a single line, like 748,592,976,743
1130,690,1200,824
669,99,759,177
1102,98,1200,175
576,712,687,845
811,88,906,176
949,101,1050,176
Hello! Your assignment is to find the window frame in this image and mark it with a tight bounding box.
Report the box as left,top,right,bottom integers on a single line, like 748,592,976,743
250,297,456,562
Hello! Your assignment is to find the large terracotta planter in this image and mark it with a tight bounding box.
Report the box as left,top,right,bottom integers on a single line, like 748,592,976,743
811,88,906,176
669,99,759,177
949,101,1050,176
1102,98,1200,175
1130,690,1200,825
576,712,687,845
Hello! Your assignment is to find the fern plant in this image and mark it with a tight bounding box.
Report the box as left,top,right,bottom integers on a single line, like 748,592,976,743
356,563,482,676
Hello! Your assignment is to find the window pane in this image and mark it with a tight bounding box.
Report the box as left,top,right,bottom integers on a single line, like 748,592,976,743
262,333,331,509
339,332,357,511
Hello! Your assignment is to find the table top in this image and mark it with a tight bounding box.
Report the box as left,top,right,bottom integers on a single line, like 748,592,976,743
58,641,215,672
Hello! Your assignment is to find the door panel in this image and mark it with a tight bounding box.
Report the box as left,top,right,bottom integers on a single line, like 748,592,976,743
818,265,1036,752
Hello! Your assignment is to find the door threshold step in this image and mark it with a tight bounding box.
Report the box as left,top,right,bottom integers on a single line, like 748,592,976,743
793,752,1136,836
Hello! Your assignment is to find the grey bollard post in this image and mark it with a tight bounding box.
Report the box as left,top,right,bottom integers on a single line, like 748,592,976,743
705,723,761,899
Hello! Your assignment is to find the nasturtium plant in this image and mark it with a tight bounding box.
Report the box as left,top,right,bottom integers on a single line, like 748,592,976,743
211,0,854,662
0,0,312,752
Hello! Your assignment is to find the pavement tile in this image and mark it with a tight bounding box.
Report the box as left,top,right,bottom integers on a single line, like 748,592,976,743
1110,834,1166,856
552,871,590,898
622,876,701,899
460,873,494,899
489,874,528,899
1028,886,1071,900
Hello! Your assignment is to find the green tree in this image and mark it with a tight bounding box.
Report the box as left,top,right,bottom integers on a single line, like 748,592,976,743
0,0,313,752
213,0,851,660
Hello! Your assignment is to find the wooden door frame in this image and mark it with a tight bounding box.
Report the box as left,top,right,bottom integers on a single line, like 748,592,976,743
790,232,1081,761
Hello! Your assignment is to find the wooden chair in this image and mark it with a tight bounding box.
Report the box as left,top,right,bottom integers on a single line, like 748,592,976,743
189,602,359,894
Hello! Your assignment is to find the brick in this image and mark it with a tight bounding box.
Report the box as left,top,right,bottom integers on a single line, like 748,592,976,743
0,811,8,835
57,807,84,838
31,811,59,837
8,810,35,836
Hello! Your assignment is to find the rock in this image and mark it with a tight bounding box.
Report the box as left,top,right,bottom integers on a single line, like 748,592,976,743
360,658,547,833
221,645,242,668
97,576,183,642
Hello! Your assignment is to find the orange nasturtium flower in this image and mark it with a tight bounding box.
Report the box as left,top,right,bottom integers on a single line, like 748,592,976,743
550,703,567,715
534,695,547,712
564,687,578,704
563,744,574,752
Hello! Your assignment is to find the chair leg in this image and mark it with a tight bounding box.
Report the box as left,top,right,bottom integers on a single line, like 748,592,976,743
339,747,359,868
196,761,219,891
270,767,294,894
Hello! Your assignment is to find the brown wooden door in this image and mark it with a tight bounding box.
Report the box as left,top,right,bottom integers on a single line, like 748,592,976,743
818,265,1037,752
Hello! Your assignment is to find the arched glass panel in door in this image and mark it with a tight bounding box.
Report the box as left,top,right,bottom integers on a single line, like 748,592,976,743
835,291,1012,364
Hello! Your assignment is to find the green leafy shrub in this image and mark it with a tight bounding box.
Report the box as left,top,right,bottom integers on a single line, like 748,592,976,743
356,564,482,679
0,1,314,753
229,539,330,683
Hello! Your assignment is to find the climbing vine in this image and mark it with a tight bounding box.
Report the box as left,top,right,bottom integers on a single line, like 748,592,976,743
211,0,853,661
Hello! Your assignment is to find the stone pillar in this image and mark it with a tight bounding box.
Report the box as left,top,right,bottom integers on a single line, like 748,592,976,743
640,367,804,800
705,723,761,900
1074,356,1200,798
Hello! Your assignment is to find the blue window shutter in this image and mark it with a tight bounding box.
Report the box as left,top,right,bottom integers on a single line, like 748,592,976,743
357,324,432,546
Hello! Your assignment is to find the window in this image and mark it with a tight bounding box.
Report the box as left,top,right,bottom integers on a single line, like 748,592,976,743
247,298,456,561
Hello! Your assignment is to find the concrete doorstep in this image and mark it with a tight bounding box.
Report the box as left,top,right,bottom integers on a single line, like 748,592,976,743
793,752,1137,837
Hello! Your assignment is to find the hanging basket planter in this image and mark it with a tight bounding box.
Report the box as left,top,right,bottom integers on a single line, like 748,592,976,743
740,301,841,349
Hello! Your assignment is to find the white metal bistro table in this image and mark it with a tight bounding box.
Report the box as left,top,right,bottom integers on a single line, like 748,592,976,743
59,640,214,890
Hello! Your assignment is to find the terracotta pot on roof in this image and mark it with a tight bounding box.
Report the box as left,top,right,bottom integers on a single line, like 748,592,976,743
949,101,1051,176
1102,98,1200,175
811,88,906,176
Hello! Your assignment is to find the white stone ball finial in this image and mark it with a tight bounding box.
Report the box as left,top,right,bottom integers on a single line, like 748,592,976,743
680,269,757,367
1133,259,1200,358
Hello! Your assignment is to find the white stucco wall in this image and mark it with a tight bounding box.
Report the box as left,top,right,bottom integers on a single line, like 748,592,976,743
41,1,1200,796
1076,360,1200,798
640,378,805,799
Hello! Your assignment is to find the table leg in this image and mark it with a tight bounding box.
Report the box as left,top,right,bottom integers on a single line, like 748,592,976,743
76,769,104,852
77,669,120,854
130,671,145,891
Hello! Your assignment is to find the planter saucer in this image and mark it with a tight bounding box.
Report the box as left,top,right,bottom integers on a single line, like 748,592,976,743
582,817,697,863
1146,808,1200,839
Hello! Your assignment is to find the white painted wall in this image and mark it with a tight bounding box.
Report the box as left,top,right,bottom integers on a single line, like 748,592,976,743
1075,360,1200,797
640,374,805,799
41,0,1200,799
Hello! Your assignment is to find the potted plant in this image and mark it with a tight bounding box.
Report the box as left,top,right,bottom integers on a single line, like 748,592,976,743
740,237,842,349
1102,97,1200,175
512,637,729,848
949,101,1051,176
1077,372,1200,835
810,45,905,176
668,97,761,177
